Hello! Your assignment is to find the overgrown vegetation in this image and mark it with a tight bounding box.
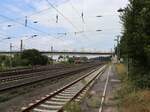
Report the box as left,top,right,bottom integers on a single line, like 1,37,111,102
117,1,150,111
115,64,150,112
64,102,82,112
119,0,150,88
86,95,101,108
0,55,10,70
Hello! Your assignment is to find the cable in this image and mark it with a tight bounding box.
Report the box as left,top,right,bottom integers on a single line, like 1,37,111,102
28,8,51,18
45,0,91,42
0,14,67,44
0,1,95,51
46,0,81,32
0,7,52,25
0,14,54,37
0,33,16,39
0,1,90,43
68,0,81,17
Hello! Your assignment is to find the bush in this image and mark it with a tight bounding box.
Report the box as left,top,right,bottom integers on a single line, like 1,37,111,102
11,49,49,67
21,49,48,66
115,64,150,112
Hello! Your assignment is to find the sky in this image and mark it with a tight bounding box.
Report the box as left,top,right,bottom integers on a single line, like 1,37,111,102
0,0,129,52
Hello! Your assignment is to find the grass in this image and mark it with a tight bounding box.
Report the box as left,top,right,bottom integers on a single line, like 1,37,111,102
118,90,150,112
115,63,127,79
85,91,101,108
86,96,101,108
115,63,150,112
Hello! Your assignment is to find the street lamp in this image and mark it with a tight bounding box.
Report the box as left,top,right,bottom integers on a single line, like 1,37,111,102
117,8,129,75
117,8,125,12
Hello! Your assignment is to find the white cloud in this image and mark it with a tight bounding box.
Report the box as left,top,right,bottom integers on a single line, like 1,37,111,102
0,0,129,51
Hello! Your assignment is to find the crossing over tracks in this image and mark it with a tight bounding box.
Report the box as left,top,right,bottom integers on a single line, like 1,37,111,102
21,65,106,112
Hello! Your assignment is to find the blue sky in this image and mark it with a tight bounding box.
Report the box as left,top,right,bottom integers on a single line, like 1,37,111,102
0,0,128,52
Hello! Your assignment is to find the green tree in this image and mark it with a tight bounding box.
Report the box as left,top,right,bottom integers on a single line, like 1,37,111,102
67,57,74,64
120,0,150,88
21,49,49,66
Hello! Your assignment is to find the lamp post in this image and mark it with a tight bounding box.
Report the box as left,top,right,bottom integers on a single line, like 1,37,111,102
117,8,125,13
117,8,129,75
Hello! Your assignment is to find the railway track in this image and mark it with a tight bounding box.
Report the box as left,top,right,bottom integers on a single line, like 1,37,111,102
21,65,106,112
0,64,74,77
0,63,101,91
0,67,72,84
0,63,93,84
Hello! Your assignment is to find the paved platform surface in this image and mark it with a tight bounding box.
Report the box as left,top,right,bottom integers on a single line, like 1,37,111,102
80,64,121,112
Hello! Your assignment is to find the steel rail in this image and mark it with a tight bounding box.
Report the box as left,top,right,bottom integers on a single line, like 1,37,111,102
0,64,100,92
21,65,106,112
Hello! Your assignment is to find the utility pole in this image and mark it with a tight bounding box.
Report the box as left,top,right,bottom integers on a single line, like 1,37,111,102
20,40,23,52
51,46,53,64
10,43,13,55
117,36,120,60
115,36,120,62
117,8,129,76
9,43,13,68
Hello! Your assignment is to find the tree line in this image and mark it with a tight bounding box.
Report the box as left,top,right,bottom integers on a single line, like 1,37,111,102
0,49,49,70
119,0,150,88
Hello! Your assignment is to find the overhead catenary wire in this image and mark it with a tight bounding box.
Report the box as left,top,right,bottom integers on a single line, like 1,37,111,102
0,33,16,39
68,0,81,17
0,1,86,39
67,0,86,25
0,7,53,25
0,14,57,38
0,1,103,52
0,1,90,43
0,14,67,44
46,0,81,32
82,0,85,26
45,0,91,42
